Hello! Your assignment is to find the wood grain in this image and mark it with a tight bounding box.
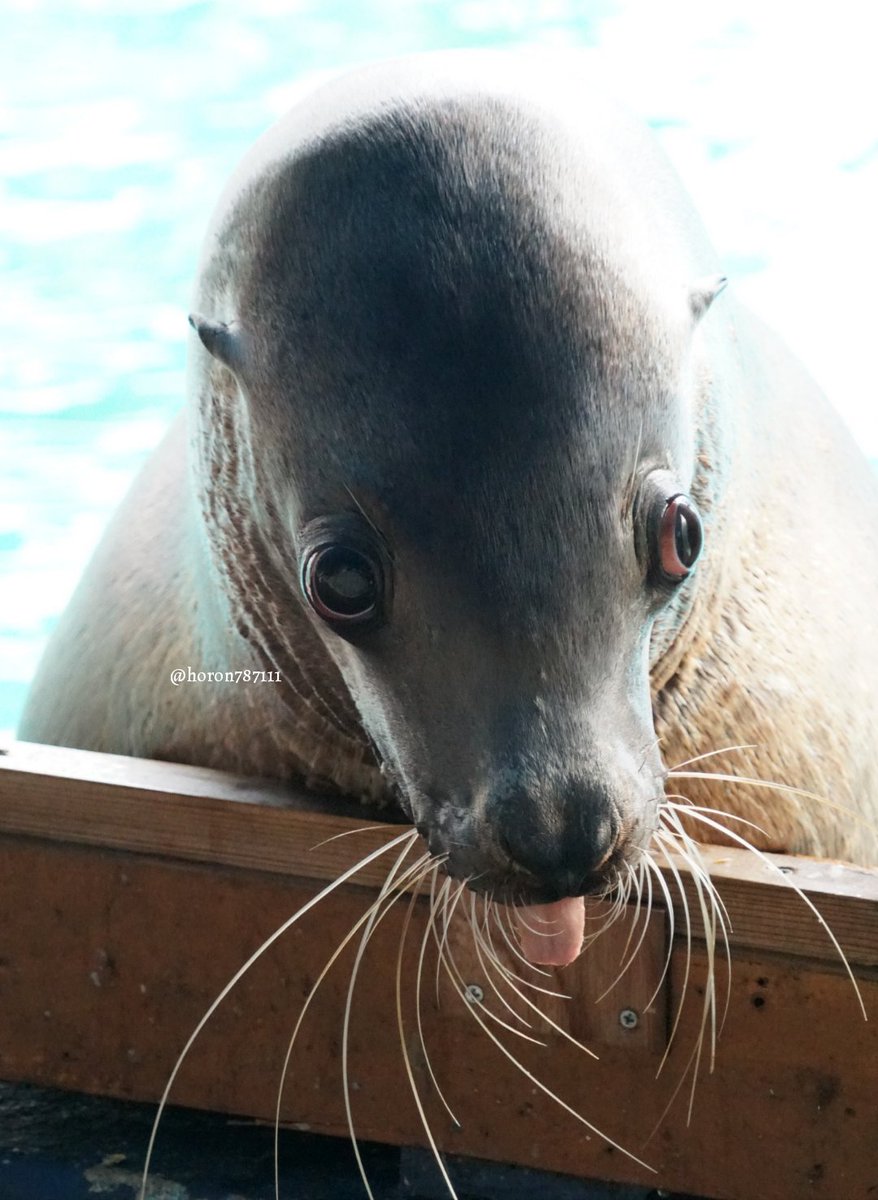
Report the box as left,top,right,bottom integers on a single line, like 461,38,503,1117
2,741,877,965
1,740,877,1199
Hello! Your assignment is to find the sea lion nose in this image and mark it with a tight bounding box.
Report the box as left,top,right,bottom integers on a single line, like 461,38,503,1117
496,782,619,896
415,820,444,858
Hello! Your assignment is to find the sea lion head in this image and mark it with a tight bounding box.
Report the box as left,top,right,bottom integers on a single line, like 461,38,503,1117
189,58,729,916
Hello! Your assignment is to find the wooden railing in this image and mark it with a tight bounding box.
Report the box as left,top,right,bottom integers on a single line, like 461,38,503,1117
1,740,876,1200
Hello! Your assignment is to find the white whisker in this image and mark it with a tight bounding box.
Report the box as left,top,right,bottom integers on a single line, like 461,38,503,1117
434,902,654,1173
416,871,461,1127
668,770,878,837
474,901,598,1061
595,859,655,1004
662,804,732,935
667,745,758,771
342,844,433,1199
310,824,394,850
671,806,867,1021
661,820,719,1104
664,795,769,838
494,906,555,979
434,880,468,1005
648,827,718,1133
488,907,571,1000
139,827,418,1200
651,830,694,1077
396,876,461,1200
513,909,563,938
639,849,677,1014
272,841,430,1200
468,895,534,1031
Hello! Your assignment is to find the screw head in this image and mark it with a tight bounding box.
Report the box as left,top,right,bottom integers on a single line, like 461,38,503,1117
619,1008,639,1030
464,983,484,1005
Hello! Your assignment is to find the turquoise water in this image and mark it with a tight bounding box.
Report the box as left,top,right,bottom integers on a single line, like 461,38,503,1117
2,0,876,737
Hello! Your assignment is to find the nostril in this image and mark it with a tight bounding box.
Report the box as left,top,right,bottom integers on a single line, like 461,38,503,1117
494,786,621,893
414,822,444,859
497,822,554,880
592,833,619,872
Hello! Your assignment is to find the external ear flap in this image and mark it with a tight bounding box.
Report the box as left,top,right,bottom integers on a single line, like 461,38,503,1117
689,274,728,323
188,313,242,371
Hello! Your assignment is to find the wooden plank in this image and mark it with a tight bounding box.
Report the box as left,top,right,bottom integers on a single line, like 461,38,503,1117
1,741,877,1198
2,741,877,967
0,740,409,888
0,834,875,1200
664,845,878,967
438,894,669,1054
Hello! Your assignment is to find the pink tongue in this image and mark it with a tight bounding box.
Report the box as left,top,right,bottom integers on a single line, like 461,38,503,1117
514,896,586,966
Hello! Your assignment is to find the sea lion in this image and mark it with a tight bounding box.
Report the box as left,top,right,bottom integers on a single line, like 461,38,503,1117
19,51,878,964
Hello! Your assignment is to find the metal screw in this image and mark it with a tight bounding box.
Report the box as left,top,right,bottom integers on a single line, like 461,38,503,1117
619,1008,639,1030
464,983,484,1005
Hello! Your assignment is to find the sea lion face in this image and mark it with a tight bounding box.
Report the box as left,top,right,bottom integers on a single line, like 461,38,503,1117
193,98,720,905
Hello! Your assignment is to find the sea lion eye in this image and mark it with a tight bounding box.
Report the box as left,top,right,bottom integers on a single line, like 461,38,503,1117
635,472,704,588
302,545,382,625
657,494,703,581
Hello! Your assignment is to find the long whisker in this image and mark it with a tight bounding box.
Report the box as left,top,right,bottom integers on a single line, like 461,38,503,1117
667,745,758,771
396,874,461,1200
434,902,654,1173
272,841,430,1200
621,861,647,955
662,812,730,978
579,904,622,949
139,827,418,1200
432,888,549,1042
434,880,468,1005
488,907,572,1000
595,858,656,1003
617,862,644,960
474,903,598,1061
310,825,392,850
645,812,738,1144
578,880,626,959
639,849,677,1014
668,770,878,837
651,830,694,1077
579,871,632,957
415,872,461,1127
665,796,769,838
513,909,563,938
662,801,733,932
467,895,534,1032
670,806,867,1020
652,825,718,1127
644,996,708,1144
494,906,555,979
659,815,721,1103
342,846,434,1199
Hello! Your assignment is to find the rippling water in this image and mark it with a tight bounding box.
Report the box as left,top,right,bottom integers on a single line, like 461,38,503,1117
2,0,876,736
